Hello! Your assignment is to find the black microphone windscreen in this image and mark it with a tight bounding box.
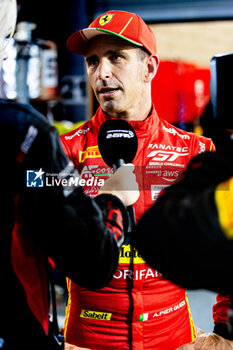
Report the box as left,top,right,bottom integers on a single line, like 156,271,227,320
98,119,138,167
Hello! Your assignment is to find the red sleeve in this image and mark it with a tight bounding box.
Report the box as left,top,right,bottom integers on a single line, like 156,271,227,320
210,140,216,152
213,293,231,324
202,137,216,152
191,135,216,159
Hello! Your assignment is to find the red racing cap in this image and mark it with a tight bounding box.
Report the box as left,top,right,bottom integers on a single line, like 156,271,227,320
67,10,157,56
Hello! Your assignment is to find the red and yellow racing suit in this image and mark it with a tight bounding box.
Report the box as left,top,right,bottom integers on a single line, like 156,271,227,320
60,106,219,350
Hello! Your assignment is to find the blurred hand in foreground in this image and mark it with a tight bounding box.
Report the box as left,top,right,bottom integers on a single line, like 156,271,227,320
176,330,233,350
99,163,139,207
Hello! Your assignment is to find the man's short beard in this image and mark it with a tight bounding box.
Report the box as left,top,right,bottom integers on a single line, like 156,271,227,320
101,98,115,110
100,99,121,117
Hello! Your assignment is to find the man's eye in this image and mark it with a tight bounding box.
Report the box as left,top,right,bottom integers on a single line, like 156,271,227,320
110,54,122,62
87,58,98,67
90,60,98,67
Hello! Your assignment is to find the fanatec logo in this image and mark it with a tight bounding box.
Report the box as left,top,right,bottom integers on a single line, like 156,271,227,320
147,150,189,162
147,144,189,162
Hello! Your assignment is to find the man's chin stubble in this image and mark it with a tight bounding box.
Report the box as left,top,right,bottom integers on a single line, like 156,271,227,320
101,100,120,116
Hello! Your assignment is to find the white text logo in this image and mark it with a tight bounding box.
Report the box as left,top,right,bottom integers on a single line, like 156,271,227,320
148,150,189,162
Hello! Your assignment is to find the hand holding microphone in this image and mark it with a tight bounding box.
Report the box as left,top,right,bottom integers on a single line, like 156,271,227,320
98,119,139,230
99,163,139,207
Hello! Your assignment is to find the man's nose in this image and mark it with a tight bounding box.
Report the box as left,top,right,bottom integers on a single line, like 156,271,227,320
98,58,112,80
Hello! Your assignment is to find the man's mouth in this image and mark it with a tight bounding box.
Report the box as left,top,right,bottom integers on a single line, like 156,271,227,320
98,87,121,97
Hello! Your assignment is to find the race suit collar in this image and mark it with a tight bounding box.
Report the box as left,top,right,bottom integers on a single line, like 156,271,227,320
92,105,160,138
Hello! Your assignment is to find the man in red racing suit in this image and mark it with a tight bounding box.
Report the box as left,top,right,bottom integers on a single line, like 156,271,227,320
60,9,227,350
61,106,215,350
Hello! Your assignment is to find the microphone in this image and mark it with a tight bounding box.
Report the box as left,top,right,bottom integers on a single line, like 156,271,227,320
98,119,138,170
98,119,138,233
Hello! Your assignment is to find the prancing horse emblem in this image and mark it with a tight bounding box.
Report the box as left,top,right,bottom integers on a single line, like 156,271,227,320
99,14,114,26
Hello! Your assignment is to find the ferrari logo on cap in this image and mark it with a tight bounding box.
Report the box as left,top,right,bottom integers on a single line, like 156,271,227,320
99,14,114,26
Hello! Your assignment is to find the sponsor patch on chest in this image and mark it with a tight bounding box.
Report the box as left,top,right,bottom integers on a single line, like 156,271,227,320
80,309,112,320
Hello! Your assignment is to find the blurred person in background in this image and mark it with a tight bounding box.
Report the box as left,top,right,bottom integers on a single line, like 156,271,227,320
0,1,139,349
60,10,219,350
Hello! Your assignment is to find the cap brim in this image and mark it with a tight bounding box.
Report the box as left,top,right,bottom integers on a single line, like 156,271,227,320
67,27,143,55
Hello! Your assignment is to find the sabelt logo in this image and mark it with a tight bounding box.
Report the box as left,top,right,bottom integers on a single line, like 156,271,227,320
80,309,112,321
79,146,101,163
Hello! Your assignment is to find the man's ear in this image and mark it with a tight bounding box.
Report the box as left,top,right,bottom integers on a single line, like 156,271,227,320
144,55,159,83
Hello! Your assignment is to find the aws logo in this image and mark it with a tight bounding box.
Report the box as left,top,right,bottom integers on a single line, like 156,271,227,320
99,14,114,26
162,169,179,182
79,146,101,163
